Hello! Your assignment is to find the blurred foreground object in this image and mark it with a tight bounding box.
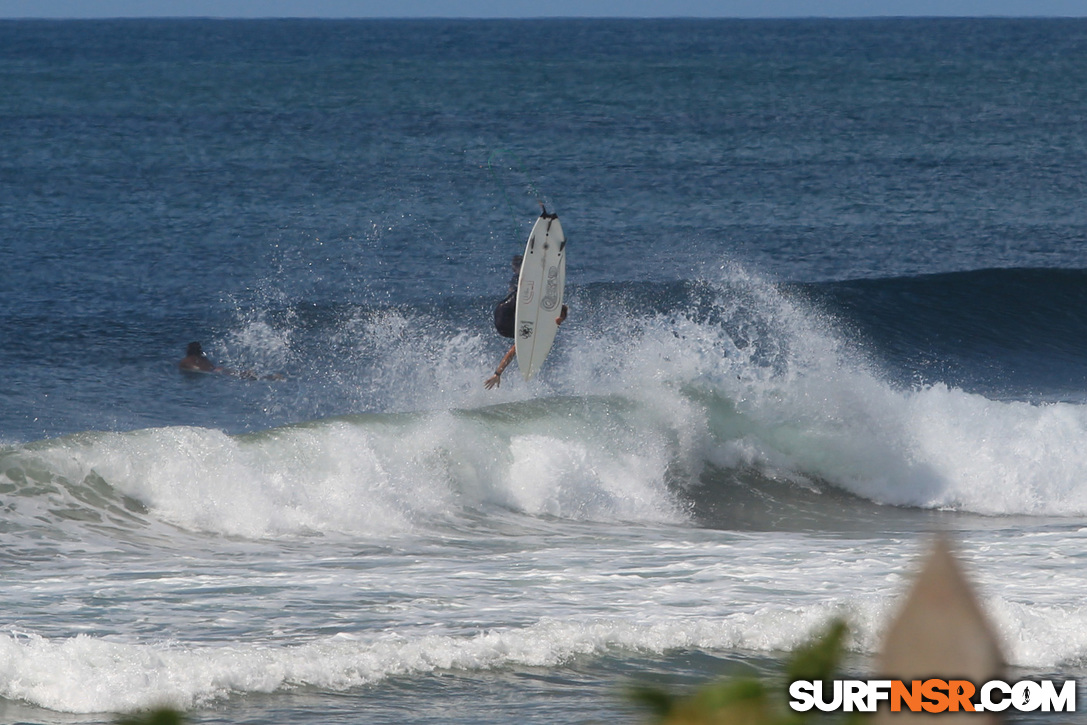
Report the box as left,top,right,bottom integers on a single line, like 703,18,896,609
877,535,1003,725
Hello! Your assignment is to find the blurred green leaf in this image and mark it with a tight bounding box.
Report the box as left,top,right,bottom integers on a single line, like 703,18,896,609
631,619,854,725
115,707,186,725
786,619,849,685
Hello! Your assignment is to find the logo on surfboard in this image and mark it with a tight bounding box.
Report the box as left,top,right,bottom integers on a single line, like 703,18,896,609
541,266,560,310
519,322,534,339
519,281,535,305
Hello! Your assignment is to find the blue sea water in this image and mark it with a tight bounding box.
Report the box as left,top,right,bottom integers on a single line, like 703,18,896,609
2,17,1087,724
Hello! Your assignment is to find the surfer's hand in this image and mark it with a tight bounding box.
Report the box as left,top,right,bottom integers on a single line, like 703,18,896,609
556,305,568,326
484,372,502,390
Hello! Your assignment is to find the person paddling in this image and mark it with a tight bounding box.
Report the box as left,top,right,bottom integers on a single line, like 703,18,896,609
179,341,284,380
178,341,221,373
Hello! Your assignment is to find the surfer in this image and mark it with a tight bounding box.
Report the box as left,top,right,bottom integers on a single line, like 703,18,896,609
493,254,523,338
484,255,567,390
178,342,220,373
179,342,285,380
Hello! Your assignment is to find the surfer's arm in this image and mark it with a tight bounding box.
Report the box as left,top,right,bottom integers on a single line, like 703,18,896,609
484,345,517,390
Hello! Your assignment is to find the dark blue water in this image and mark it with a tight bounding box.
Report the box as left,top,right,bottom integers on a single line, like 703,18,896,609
3,17,1086,442
2,18,1087,725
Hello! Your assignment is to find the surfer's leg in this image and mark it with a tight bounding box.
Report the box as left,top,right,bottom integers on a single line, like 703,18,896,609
494,298,517,338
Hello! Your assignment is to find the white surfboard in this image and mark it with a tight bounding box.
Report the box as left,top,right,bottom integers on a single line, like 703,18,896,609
515,210,566,381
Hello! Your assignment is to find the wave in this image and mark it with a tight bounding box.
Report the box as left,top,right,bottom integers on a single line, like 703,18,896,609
0,613,862,713
0,402,687,541
7,600,1087,714
808,267,1087,395
4,265,1087,539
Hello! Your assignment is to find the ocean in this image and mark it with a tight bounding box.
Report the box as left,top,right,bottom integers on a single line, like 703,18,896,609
2,16,1087,724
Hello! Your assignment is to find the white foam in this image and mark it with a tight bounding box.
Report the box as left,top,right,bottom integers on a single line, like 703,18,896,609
498,433,681,521
5,399,685,539
0,614,862,713
705,331,1087,515
7,584,1086,716
554,265,1087,517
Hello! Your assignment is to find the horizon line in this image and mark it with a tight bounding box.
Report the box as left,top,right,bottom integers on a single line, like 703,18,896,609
2,14,1084,19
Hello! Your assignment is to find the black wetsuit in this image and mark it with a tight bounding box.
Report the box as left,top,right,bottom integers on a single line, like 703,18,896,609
493,272,518,338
